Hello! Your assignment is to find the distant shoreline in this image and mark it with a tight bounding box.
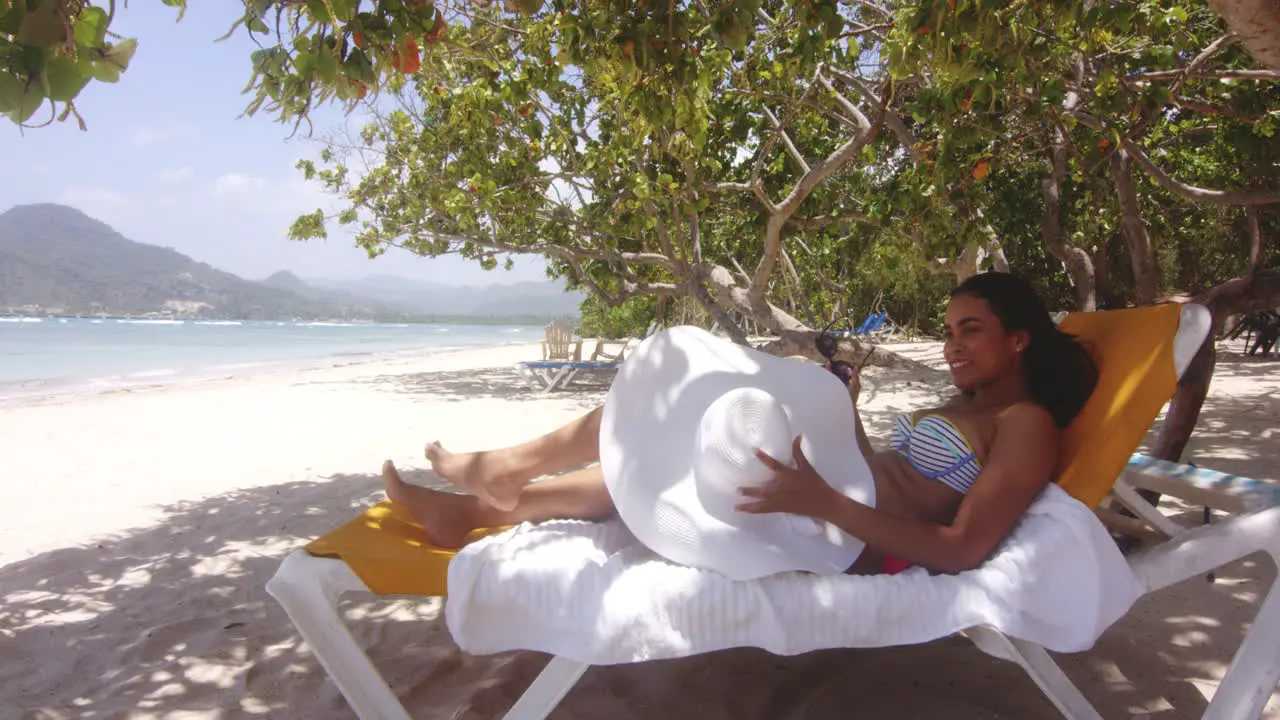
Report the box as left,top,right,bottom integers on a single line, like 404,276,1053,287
0,318,546,404
0,341,542,407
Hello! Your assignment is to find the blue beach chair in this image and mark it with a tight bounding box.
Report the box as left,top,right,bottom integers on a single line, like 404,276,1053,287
830,311,887,338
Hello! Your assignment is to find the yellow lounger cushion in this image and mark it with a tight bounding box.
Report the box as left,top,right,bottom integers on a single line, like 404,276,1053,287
304,501,504,596
1057,303,1180,507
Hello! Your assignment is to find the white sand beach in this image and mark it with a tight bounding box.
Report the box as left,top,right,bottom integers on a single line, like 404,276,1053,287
1,339,1277,718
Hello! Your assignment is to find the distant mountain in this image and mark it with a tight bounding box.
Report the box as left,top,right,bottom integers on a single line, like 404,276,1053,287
0,204,357,320
310,275,587,318
261,270,314,295
0,203,583,323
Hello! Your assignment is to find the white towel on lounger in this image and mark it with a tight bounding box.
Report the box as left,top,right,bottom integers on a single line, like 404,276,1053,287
444,484,1142,664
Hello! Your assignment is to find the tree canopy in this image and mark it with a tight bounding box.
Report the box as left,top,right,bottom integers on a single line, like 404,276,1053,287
3,0,1278,349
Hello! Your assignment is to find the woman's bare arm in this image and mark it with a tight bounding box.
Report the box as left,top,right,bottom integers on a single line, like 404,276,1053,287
821,403,1058,574
837,368,875,459
853,410,875,459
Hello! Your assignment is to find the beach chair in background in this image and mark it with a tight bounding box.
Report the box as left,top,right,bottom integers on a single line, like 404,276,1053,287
830,311,887,337
539,321,581,363
514,359,620,394
267,303,1280,720
515,321,665,393
511,322,614,393
588,320,664,363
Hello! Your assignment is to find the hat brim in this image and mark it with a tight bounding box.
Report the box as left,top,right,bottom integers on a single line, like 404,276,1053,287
599,326,876,580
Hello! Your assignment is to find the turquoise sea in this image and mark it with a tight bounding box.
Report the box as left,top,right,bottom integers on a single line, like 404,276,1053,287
0,317,541,400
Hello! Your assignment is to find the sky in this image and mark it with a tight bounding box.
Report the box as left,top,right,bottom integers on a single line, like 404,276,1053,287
1,3,550,286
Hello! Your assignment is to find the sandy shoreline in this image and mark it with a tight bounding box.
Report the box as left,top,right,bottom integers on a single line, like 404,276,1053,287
0,335,540,408
1,338,1276,718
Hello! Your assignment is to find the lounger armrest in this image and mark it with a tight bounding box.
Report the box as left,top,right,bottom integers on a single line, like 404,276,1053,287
1123,454,1280,514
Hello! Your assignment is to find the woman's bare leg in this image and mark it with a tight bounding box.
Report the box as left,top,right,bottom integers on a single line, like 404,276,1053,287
383,460,614,548
425,406,603,510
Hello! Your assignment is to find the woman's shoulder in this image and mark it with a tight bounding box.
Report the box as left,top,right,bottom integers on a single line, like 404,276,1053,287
995,402,1056,435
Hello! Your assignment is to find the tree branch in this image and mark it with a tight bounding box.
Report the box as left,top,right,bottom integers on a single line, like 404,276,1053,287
1171,31,1237,96
1122,138,1280,206
842,0,893,18
745,72,882,306
1246,207,1262,275
762,106,811,175
786,212,883,230
827,68,918,162
1129,67,1280,83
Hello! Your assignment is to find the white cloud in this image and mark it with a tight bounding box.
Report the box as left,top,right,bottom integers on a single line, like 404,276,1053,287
212,173,267,197
157,166,194,185
131,124,199,148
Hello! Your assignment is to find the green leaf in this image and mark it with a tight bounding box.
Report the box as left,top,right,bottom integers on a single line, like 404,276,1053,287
0,72,25,114
0,0,24,35
103,38,139,70
89,59,121,83
6,84,44,125
73,6,109,47
43,55,89,101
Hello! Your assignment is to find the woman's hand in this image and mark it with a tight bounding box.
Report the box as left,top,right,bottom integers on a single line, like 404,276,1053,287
736,435,841,520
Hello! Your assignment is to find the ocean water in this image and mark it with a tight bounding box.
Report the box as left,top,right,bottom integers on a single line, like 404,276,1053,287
0,317,542,399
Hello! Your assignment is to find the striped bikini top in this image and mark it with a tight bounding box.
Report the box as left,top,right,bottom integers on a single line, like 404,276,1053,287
889,413,983,494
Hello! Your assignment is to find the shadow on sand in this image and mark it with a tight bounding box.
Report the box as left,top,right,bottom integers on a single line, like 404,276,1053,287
341,366,613,411
4,468,1271,719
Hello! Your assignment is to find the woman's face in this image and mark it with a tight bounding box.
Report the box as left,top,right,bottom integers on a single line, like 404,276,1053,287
942,293,1028,392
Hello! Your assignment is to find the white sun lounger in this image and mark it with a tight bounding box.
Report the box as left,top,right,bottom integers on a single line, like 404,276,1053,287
267,303,1280,719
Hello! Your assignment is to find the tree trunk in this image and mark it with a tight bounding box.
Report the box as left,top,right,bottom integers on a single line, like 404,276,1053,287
690,281,751,345
754,330,942,375
968,205,1011,274
989,243,1010,273
1208,0,1280,72
1151,339,1216,462
1092,242,1118,309
1110,149,1161,304
1246,206,1263,273
1042,141,1097,310
954,245,982,282
1151,269,1280,466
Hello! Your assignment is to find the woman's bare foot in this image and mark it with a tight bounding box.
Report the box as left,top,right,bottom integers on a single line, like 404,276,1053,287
382,460,480,548
424,441,525,511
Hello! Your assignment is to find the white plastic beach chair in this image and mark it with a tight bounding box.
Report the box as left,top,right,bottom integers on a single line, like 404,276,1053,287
513,359,620,393
266,303,1280,720
515,321,663,393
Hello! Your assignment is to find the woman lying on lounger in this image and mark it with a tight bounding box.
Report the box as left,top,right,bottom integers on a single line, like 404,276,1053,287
382,272,1098,578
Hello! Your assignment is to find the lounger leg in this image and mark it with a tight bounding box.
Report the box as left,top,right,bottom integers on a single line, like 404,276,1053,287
1128,507,1280,719
966,626,1102,720
1006,637,1105,720
502,656,591,720
515,364,543,391
267,551,413,720
1112,478,1184,538
1202,566,1280,720
541,367,574,394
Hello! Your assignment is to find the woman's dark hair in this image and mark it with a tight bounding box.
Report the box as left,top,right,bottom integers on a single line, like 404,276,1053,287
951,272,1098,428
